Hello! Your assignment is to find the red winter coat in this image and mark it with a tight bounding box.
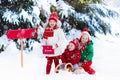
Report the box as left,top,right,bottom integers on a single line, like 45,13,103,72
61,49,81,65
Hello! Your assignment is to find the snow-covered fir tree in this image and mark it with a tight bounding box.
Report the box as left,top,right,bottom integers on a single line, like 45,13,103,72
0,0,120,53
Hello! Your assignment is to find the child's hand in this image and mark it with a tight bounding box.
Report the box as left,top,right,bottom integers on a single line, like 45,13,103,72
56,55,61,59
83,60,89,65
78,62,83,67
84,60,88,63
52,44,58,49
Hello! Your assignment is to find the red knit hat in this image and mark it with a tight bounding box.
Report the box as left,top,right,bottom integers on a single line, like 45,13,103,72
70,38,79,48
49,12,58,22
80,27,91,40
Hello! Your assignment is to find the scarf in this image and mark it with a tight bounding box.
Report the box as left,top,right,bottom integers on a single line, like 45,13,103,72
42,27,57,39
79,42,87,53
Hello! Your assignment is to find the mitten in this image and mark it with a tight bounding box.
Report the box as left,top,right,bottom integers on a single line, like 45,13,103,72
73,64,79,70
59,64,65,69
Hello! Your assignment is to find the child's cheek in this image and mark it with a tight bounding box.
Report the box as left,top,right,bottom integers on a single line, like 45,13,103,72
68,48,72,51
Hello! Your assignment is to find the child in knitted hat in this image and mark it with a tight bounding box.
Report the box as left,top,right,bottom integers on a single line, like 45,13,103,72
57,38,81,74
42,12,68,74
79,28,95,75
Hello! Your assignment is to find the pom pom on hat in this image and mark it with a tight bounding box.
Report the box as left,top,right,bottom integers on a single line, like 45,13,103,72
49,12,58,22
82,27,88,32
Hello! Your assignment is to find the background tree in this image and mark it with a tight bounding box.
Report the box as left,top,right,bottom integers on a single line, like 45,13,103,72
0,0,120,53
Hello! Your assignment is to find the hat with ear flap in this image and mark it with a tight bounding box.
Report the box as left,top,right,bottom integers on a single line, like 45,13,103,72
70,38,79,48
43,19,62,29
49,12,59,22
80,27,91,40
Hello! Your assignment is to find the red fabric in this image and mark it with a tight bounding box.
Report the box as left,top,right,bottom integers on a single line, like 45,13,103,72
82,27,88,32
81,61,95,74
49,12,58,22
61,49,80,65
46,56,59,74
70,38,79,48
42,45,54,54
35,24,39,33
7,28,38,39
79,42,86,53
42,28,54,39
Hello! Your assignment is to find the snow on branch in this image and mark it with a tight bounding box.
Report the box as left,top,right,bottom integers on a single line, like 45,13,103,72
57,0,75,18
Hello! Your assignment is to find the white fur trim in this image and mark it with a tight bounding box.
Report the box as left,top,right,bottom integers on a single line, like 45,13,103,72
80,32,91,40
57,20,62,28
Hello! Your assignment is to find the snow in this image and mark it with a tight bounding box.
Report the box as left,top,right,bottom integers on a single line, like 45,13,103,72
0,33,120,80
34,0,51,14
65,28,81,40
104,0,120,8
57,0,75,18
1,0,120,80
2,10,19,25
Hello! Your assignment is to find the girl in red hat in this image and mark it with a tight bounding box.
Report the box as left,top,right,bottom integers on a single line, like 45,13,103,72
78,28,95,75
42,12,68,74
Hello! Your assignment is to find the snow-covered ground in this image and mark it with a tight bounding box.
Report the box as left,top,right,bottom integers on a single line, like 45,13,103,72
0,34,120,80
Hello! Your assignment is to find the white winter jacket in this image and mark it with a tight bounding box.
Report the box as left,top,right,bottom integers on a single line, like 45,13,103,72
42,28,68,57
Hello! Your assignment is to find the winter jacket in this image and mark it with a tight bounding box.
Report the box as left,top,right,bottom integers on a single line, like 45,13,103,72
42,28,68,57
61,48,80,65
80,41,94,62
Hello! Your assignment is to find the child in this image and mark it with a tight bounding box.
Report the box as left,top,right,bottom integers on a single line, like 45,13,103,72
78,28,95,75
42,12,67,74
60,38,81,74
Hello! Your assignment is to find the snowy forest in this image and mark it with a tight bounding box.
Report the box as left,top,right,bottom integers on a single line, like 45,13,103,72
0,0,120,80
0,0,120,52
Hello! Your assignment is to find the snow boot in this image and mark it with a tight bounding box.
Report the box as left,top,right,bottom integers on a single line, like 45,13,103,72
81,61,95,75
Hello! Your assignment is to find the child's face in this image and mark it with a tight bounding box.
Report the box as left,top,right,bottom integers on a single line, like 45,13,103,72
81,34,89,43
68,43,75,51
49,20,57,28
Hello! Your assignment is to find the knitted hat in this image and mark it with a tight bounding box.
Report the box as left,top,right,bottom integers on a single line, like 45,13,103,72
80,28,91,40
43,20,62,29
49,12,58,22
70,38,79,48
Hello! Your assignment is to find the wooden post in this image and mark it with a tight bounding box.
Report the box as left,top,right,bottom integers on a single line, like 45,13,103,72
20,39,24,68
